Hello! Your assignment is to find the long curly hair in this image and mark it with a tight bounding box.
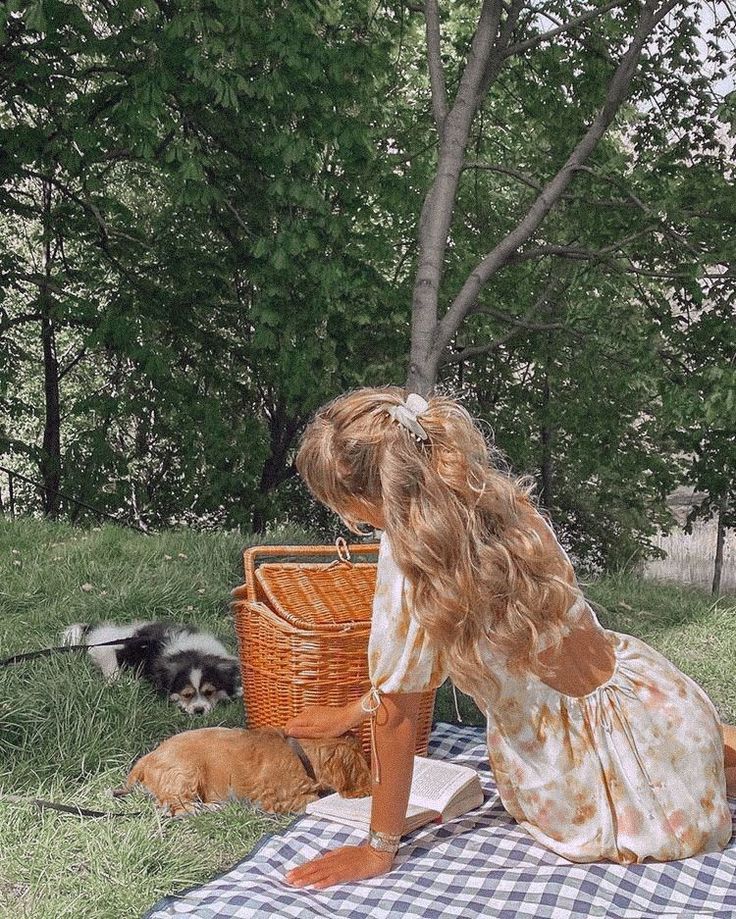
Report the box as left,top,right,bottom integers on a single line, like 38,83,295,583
296,386,580,697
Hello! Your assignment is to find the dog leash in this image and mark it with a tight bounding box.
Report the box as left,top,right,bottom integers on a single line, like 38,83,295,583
0,635,153,668
1,636,158,819
0,793,144,819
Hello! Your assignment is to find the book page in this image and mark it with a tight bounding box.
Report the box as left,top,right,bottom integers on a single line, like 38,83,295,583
409,757,476,811
305,792,431,830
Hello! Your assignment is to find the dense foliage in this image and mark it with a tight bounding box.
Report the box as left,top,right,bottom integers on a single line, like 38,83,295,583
1,1,733,571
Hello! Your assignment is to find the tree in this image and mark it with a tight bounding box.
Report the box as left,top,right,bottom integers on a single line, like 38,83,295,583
372,0,733,566
0,0,411,528
663,269,736,595
403,0,732,393
2,0,732,557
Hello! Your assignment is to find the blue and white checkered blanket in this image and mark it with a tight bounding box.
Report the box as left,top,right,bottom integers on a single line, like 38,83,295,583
146,723,736,919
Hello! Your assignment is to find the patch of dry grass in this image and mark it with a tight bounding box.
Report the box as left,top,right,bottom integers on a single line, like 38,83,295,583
643,518,735,594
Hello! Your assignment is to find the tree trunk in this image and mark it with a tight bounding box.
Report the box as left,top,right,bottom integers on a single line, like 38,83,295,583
712,496,727,596
40,311,62,517
251,400,301,534
406,1,672,392
251,454,280,535
251,456,298,534
39,178,62,519
407,1,504,396
540,370,553,510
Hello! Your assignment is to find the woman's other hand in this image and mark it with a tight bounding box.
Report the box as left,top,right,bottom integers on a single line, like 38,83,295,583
284,699,363,738
284,845,394,889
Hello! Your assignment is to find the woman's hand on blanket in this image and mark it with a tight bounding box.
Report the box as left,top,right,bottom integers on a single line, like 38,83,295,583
284,845,394,889
285,700,363,738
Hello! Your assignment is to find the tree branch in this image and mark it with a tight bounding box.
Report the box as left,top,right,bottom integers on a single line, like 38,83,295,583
466,161,705,255
463,161,543,191
425,0,448,137
441,327,525,364
462,160,636,208
508,228,657,265
480,0,525,94
0,310,42,334
430,0,681,368
504,0,630,57
475,308,568,330
442,272,572,365
532,7,616,64
58,347,88,382
11,272,66,295
21,168,110,243
573,164,700,257
498,0,526,47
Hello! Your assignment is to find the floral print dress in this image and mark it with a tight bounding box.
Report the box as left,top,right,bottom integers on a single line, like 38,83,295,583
368,532,732,864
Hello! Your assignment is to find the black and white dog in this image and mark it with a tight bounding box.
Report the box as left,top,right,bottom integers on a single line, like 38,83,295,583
61,621,242,715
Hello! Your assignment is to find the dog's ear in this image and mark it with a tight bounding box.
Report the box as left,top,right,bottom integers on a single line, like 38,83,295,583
149,657,176,695
318,738,372,799
220,660,242,698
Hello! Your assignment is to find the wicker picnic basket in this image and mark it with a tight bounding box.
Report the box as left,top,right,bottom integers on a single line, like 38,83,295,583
231,540,436,762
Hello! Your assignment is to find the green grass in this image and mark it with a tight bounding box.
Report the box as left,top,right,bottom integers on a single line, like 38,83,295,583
0,518,304,919
1,518,735,918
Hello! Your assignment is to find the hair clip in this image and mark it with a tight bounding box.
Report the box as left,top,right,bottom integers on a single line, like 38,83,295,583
387,393,429,442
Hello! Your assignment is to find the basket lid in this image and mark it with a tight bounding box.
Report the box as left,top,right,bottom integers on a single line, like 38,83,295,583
255,562,376,630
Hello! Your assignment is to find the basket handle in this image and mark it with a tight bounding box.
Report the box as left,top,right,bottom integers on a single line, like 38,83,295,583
335,536,351,563
242,542,379,600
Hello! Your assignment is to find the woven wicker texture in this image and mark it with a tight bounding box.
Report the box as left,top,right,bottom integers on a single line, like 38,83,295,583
232,543,436,762
254,563,376,629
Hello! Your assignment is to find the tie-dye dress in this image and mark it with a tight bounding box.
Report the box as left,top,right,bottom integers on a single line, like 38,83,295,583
368,532,732,864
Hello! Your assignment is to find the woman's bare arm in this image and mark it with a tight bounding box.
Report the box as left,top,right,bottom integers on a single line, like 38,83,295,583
369,691,421,834
284,691,421,888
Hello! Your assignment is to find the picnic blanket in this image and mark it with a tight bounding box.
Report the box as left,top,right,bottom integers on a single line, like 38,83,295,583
146,722,736,919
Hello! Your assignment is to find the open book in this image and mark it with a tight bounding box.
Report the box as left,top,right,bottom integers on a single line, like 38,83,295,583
305,756,484,834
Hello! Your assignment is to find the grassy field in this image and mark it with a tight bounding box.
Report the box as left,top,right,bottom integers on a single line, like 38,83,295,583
1,518,735,918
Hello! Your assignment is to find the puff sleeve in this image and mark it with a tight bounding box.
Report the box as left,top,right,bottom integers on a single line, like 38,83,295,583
368,533,447,694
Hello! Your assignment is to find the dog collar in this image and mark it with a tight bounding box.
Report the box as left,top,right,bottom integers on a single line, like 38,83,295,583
285,736,317,781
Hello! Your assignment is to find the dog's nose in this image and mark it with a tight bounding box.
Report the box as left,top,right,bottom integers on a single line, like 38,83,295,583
192,705,206,715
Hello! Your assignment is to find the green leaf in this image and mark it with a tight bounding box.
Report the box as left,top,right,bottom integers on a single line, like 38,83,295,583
25,1,48,31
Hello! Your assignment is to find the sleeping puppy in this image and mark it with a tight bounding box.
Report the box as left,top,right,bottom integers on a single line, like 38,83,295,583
114,727,373,815
61,620,241,715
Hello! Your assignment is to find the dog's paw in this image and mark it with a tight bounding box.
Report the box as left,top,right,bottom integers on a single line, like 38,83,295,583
193,800,225,815
158,800,202,818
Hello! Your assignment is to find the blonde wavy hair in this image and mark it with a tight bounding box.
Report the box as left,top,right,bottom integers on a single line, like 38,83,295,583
296,386,580,697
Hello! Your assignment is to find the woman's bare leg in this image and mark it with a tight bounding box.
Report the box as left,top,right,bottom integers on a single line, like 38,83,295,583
722,723,736,794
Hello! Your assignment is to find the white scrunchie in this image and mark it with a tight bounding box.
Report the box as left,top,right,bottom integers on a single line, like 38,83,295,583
387,393,429,441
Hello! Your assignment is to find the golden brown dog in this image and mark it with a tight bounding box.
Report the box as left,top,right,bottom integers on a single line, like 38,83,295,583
114,726,372,815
